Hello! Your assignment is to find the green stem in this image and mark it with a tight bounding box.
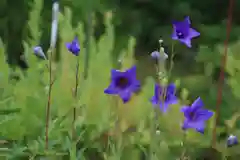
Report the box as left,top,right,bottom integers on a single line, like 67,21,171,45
168,42,176,79
115,98,123,157
45,48,55,149
179,132,187,160
71,57,80,159
149,108,158,160
149,41,168,159
83,11,93,80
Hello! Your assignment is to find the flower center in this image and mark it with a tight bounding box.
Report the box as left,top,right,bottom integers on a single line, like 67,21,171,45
116,77,130,89
158,90,170,102
189,111,196,120
176,30,185,39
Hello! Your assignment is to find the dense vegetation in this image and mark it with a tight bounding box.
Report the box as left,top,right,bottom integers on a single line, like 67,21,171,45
0,0,240,159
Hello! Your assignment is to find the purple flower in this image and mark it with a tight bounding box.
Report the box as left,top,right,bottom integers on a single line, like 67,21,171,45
151,51,168,61
227,135,238,147
181,97,213,134
172,16,200,48
66,37,80,56
104,65,140,103
151,83,178,112
33,46,46,59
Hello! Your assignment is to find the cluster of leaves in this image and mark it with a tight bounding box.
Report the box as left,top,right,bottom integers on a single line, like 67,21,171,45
1,1,240,160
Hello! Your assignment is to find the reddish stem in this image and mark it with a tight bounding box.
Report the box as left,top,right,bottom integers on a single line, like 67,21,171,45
211,0,234,148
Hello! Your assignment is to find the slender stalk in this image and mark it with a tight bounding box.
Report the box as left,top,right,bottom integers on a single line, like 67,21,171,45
179,132,187,160
45,49,54,149
211,0,234,148
72,59,80,139
115,98,123,154
168,42,175,79
149,107,158,160
149,42,168,159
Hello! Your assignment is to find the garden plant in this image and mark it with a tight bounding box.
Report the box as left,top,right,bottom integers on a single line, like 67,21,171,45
0,0,240,159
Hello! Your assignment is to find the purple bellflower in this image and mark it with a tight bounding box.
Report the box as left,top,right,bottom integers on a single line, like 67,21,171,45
227,135,238,147
172,16,200,48
104,65,140,103
151,50,168,61
151,51,160,59
66,37,80,56
181,97,213,134
33,46,46,59
151,83,178,112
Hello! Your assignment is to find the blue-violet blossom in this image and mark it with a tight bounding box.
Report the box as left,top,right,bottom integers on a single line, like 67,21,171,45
151,83,178,112
33,46,46,59
172,16,200,48
66,37,80,56
227,135,238,147
104,65,140,103
151,50,168,61
181,97,213,134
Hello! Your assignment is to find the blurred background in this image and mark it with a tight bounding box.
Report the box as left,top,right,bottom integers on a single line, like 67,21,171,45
1,0,240,126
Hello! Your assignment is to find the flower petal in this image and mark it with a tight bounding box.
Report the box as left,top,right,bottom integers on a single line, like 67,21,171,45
167,83,176,94
73,36,79,43
181,106,194,120
151,96,158,105
184,16,191,24
161,96,178,112
66,42,72,50
196,127,205,134
182,119,191,130
192,121,205,134
179,38,192,48
181,106,190,113
151,51,160,59
191,97,204,111
104,83,118,94
154,84,161,101
66,37,80,55
111,69,122,80
159,101,170,113
166,95,178,105
130,79,141,92
182,119,205,134
172,26,178,40
33,46,46,59
227,135,238,147
195,109,214,121
189,28,200,38
119,90,131,103
126,65,137,79
151,84,160,105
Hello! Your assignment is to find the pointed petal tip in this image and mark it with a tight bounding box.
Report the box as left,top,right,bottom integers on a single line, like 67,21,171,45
190,28,200,38
119,90,131,103
191,97,204,109
185,16,191,24
104,88,112,94
104,85,118,95
65,42,71,48
196,128,205,134
181,106,190,113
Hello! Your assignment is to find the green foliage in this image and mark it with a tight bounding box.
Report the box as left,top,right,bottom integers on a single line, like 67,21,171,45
1,0,240,159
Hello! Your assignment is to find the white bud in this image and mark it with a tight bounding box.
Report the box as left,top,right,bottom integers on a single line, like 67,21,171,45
156,130,161,135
